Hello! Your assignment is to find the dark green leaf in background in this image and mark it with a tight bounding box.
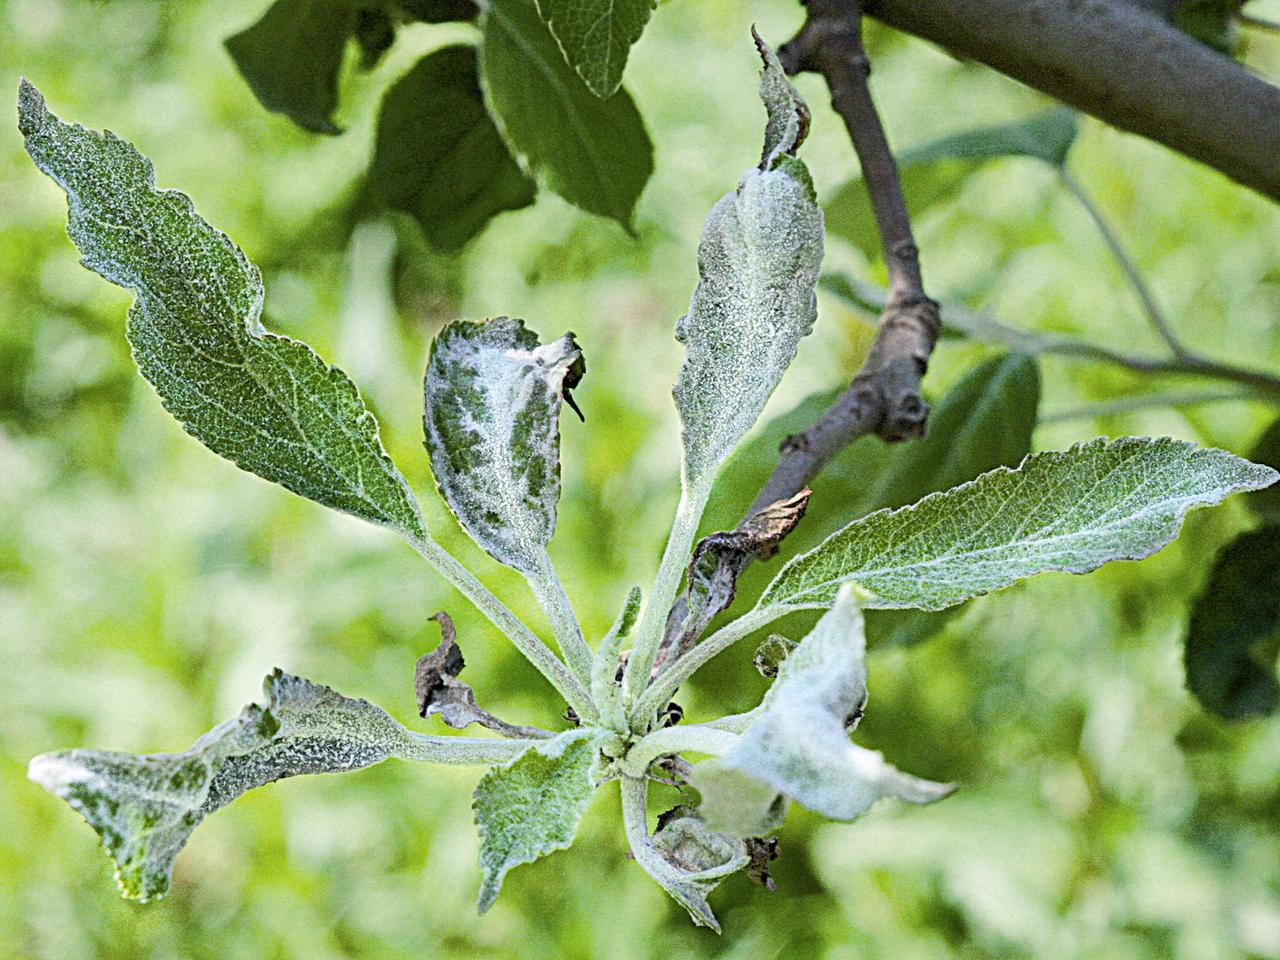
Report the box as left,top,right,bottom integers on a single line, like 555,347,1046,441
825,107,1079,258
401,0,479,22
371,46,536,252
1173,0,1244,54
225,0,356,134
354,7,397,70
536,0,656,98
1247,416,1280,522
1185,526,1280,719
479,0,653,229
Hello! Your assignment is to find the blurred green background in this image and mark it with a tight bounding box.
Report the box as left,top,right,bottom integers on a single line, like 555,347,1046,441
3,0,1280,957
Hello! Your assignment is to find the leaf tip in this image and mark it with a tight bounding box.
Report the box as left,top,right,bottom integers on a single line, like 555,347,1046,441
17,76,47,136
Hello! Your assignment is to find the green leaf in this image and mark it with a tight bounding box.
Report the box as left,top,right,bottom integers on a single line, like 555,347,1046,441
1247,416,1280,522
225,0,356,134
673,45,823,488
423,317,582,573
473,729,600,911
535,0,655,98
645,805,750,924
478,0,653,228
760,437,1278,614
28,670,520,902
825,107,1078,258
371,46,536,252
692,589,952,835
401,0,478,22
1174,0,1243,54
1185,526,1280,719
19,81,426,540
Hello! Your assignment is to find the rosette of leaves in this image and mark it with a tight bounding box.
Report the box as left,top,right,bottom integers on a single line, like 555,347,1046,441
17,37,1277,929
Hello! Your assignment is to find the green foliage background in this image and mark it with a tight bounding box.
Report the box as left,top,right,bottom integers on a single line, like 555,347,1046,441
3,0,1280,956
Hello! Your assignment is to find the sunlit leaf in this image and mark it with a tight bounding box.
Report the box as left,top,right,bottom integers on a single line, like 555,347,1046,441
371,46,536,252
19,81,426,540
479,0,653,228
423,317,582,573
692,589,952,835
473,729,601,911
760,437,1278,613
535,0,655,97
28,670,519,902
1185,526,1280,719
674,39,823,489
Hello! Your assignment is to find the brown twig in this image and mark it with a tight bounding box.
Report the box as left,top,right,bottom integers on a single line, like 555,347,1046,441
650,2,938,676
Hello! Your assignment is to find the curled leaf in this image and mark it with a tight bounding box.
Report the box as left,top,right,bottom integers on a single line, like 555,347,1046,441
693,589,952,836
424,317,583,573
753,28,810,169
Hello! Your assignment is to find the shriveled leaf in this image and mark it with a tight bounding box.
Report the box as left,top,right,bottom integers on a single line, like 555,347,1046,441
668,491,810,658
479,0,653,228
371,46,536,253
760,437,1278,614
473,729,600,911
415,611,483,728
535,0,655,97
1185,526,1280,719
754,28,809,168
424,317,582,572
693,589,952,836
28,670,501,902
225,0,355,134
673,75,824,487
647,805,751,920
18,82,425,540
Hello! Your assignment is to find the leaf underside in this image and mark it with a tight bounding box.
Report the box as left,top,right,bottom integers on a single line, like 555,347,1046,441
423,317,582,573
472,729,600,911
761,437,1278,613
18,80,425,541
28,671,427,902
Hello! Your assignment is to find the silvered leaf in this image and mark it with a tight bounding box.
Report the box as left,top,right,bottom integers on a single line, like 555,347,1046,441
672,45,823,489
28,670,521,902
424,317,583,573
18,81,425,540
692,589,952,836
760,437,1278,614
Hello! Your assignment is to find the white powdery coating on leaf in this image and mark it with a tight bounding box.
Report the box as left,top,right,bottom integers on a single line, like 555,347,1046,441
760,436,1280,612
674,165,824,487
424,317,580,573
17,80,424,539
693,590,951,835
26,671,426,902
472,728,600,912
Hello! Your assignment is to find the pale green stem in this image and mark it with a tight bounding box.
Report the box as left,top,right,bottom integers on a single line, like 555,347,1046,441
704,705,765,734
398,732,539,765
1058,167,1187,360
631,606,788,726
622,479,714,706
620,775,681,884
624,724,739,776
404,533,597,723
527,551,594,686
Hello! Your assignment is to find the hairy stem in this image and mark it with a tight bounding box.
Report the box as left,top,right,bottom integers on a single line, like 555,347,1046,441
633,607,786,725
405,534,597,722
528,552,594,685
398,732,543,764
625,724,740,775
623,480,713,707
